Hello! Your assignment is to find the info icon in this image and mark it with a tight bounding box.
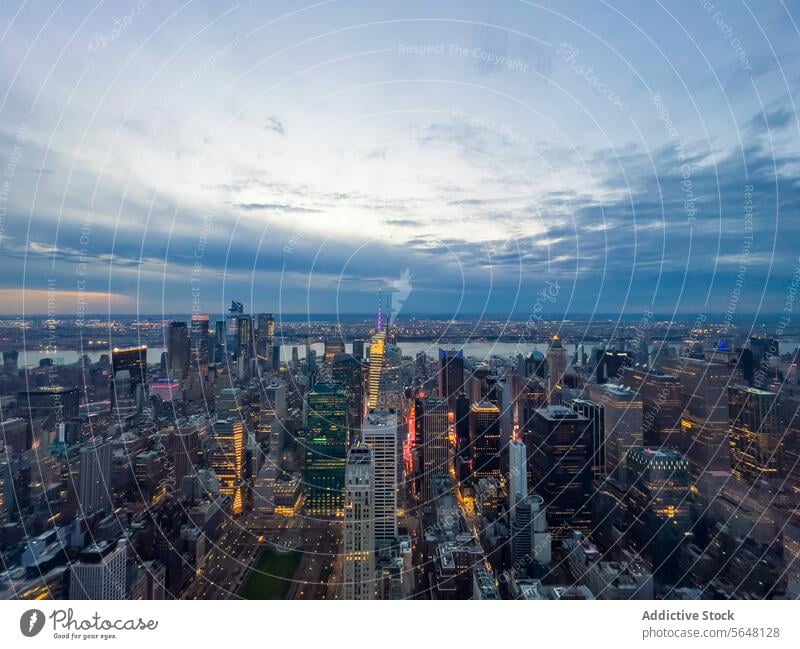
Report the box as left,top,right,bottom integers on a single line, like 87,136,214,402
20,609,46,638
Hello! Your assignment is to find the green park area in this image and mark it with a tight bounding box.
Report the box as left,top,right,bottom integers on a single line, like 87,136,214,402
239,549,302,600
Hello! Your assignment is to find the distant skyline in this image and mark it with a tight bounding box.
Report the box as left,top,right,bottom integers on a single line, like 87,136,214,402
1,1,799,316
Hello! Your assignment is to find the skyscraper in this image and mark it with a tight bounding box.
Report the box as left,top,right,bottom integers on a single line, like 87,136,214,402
528,406,593,539
417,396,449,506
662,355,736,479
620,366,684,449
210,418,246,515
469,401,502,481
190,314,210,366
512,494,551,568
367,331,386,410
343,444,375,600
18,386,80,421
324,338,345,366
565,398,606,479
508,439,528,514
626,447,691,579
438,348,465,408
167,424,200,485
305,384,348,517
111,345,147,410
509,438,528,513
546,335,568,402
586,383,642,482
362,408,399,544
69,539,128,599
226,300,244,358
332,353,364,435
78,437,112,516
728,385,782,485
591,348,631,384
257,313,275,364
167,321,190,379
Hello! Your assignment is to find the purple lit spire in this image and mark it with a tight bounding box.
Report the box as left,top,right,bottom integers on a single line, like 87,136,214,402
377,286,383,332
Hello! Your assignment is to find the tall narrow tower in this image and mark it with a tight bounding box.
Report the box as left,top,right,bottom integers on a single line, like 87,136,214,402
343,444,375,600
377,286,383,333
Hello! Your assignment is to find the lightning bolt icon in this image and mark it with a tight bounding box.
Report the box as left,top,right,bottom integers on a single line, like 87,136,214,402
28,611,39,633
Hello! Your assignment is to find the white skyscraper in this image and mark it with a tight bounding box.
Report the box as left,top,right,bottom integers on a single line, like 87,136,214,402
70,539,128,599
509,438,527,514
344,445,375,600
362,408,399,544
511,494,551,568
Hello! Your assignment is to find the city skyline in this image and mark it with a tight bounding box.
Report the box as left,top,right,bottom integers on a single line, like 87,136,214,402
2,0,800,618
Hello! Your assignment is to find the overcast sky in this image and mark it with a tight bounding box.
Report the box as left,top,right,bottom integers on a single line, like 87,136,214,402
1,0,799,319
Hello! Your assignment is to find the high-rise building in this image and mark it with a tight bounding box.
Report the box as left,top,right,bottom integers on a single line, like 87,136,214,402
69,539,128,599
362,408,399,544
216,387,244,421
167,424,200,484
210,418,245,515
591,348,631,384
78,437,112,515
519,377,547,437
380,346,403,412
728,385,782,485
343,444,375,600
190,315,210,365
512,494,551,568
565,398,606,479
213,319,225,363
18,385,80,423
587,383,642,482
237,315,255,373
547,335,568,403
620,366,684,449
509,438,528,513
417,396,449,506
469,401,502,481
524,351,547,379
367,332,386,410
662,355,737,479
305,384,348,517
324,339,345,366
257,313,275,363
332,353,364,435
271,344,281,372
438,348,465,408
528,406,593,539
226,300,244,359
0,418,30,453
111,346,148,410
167,321,190,379
626,447,691,579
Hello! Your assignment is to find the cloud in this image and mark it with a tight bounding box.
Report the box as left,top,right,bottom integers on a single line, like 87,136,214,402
264,116,285,135
0,289,133,315
233,202,321,213
746,105,796,134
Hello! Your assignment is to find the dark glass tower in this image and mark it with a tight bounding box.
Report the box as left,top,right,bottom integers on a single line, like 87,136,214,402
305,384,348,517
438,348,465,408
529,405,593,539
469,401,501,481
167,321,189,378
